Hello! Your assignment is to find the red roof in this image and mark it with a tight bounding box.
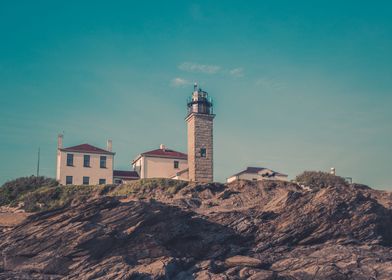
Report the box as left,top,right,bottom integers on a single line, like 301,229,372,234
141,148,187,160
60,144,114,155
113,170,139,179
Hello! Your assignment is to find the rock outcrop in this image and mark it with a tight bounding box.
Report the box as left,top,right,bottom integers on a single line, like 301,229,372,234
0,180,391,279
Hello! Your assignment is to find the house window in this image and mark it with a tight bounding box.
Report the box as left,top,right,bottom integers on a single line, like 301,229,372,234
99,178,106,185
66,154,74,166
114,179,122,184
174,160,179,169
200,148,206,158
83,176,90,185
83,155,90,167
65,176,73,185
100,156,107,168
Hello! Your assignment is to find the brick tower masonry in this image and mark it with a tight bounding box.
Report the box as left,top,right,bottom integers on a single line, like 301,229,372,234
186,84,215,182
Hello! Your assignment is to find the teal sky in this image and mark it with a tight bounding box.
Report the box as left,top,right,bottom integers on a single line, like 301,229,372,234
0,1,391,189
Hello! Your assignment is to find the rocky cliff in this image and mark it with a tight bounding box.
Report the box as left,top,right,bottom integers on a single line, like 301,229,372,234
0,179,391,279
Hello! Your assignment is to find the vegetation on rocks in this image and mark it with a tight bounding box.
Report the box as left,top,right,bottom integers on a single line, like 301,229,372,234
21,184,114,212
0,177,190,212
0,176,58,207
0,172,365,213
295,171,349,190
0,176,391,279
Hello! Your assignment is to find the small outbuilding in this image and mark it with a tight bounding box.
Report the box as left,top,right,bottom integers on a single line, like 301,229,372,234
227,167,288,183
113,170,139,184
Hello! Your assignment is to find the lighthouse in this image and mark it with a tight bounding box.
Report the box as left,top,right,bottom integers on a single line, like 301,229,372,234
186,83,215,182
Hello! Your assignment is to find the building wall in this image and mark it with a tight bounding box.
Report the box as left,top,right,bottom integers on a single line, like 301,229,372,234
56,149,61,181
227,173,260,183
227,171,288,183
258,169,288,181
133,157,144,178
171,169,189,181
133,156,188,179
227,175,239,183
56,150,113,185
269,174,288,181
114,177,138,184
187,113,214,182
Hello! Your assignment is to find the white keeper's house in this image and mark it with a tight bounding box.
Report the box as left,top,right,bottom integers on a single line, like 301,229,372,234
56,135,115,185
56,135,140,185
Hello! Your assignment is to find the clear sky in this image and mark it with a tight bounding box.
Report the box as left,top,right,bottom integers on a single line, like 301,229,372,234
0,1,391,189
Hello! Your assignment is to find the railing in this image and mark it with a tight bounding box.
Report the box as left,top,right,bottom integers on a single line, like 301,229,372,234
187,104,214,115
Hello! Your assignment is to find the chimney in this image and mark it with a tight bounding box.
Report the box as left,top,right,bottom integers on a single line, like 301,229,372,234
107,139,112,152
330,167,336,176
57,134,63,149
160,144,166,151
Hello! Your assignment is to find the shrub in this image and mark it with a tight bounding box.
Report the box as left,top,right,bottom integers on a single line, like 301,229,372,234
0,176,58,206
295,171,348,190
22,186,62,212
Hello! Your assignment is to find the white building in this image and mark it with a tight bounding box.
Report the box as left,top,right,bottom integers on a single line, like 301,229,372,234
56,135,115,185
132,144,188,180
227,167,288,183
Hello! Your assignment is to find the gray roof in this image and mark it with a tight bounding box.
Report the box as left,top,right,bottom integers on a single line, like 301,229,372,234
231,167,287,177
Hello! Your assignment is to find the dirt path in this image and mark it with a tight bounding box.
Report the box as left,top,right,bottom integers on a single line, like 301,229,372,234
0,212,29,227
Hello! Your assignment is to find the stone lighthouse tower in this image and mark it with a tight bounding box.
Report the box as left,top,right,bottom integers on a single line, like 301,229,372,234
186,83,215,182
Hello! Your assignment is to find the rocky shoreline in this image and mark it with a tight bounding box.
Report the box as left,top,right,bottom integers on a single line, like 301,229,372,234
0,180,391,279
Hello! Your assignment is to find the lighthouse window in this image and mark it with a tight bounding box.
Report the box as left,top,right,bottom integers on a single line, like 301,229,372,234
200,148,206,158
